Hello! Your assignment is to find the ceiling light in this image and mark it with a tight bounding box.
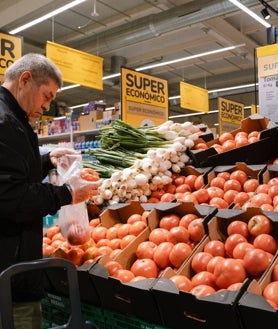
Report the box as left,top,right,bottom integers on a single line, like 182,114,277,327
228,0,271,28
261,7,271,20
9,0,88,35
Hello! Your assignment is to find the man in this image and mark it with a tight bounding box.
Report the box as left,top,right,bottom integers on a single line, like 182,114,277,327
0,53,101,328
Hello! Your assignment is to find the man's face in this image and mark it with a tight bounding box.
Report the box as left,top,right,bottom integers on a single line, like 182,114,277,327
17,71,59,119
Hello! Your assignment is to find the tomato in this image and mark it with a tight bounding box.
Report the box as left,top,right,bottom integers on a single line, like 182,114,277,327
184,175,197,190
169,275,193,292
230,171,248,185
66,247,85,266
114,269,135,283
167,226,190,244
223,189,238,205
263,282,278,308
160,193,176,202
130,258,158,278
243,179,259,193
206,186,224,199
194,142,208,150
253,234,277,254
148,228,169,245
219,132,234,145
209,197,229,209
67,223,91,246
209,176,226,189
120,234,136,249
247,215,273,236
206,256,225,273
159,214,180,230
191,271,217,289
173,175,185,186
175,183,191,194
109,248,122,260
235,137,249,148
203,240,225,257
191,251,213,273
214,258,246,289
187,218,205,242
136,241,157,259
43,244,55,257
227,282,243,291
233,192,250,207
222,139,236,151
91,226,108,243
224,233,247,257
243,248,271,276
223,179,242,192
179,213,198,229
272,263,278,281
80,167,99,181
232,242,254,259
227,220,249,239
43,236,51,245
268,184,278,200
129,221,147,236
249,193,272,207
211,144,223,154
165,183,177,194
190,284,216,298
153,241,174,269
194,175,204,190
108,238,122,250
104,260,123,276
217,171,230,181
192,188,210,204
117,223,131,239
268,177,278,186
169,242,192,268
127,213,143,224
46,225,60,240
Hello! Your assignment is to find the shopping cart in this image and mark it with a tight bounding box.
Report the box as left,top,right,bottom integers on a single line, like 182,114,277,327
0,257,98,329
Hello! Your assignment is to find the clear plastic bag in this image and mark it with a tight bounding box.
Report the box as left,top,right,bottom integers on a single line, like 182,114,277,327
57,154,91,245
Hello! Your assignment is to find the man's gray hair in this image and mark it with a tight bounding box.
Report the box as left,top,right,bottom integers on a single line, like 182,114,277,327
4,53,63,88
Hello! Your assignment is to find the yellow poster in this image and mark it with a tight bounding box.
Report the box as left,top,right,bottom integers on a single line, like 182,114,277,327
46,41,103,90
180,81,208,112
0,33,22,75
121,67,168,127
218,97,244,135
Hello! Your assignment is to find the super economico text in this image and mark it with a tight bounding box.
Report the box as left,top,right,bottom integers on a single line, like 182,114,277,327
125,72,166,104
220,99,243,122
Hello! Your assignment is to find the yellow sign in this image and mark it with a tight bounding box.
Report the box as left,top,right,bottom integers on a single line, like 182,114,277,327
180,82,209,112
0,33,22,75
46,41,103,90
121,67,168,127
218,97,244,135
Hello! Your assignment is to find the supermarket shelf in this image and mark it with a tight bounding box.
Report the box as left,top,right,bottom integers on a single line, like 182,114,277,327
38,129,100,143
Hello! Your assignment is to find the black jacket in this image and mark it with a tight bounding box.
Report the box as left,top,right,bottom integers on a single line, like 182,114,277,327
0,86,72,302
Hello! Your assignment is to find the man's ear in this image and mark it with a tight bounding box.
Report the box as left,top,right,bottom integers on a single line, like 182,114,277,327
19,71,32,86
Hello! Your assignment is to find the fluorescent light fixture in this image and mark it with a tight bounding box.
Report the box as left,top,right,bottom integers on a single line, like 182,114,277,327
9,0,88,35
261,7,271,20
228,0,271,28
208,83,258,94
59,84,80,92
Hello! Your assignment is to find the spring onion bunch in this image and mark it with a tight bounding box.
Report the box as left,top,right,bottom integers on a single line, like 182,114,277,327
84,120,201,206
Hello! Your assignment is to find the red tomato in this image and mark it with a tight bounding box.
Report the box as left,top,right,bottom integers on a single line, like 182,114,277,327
66,247,85,266
167,226,190,244
227,282,243,291
263,282,278,308
219,132,234,145
67,223,91,246
206,186,224,199
225,233,247,257
222,139,236,151
223,179,242,192
252,234,277,255
43,244,55,257
206,256,225,273
130,258,158,278
184,175,197,191
268,184,278,199
204,239,226,257
187,218,206,242
191,271,217,289
230,170,248,186
227,220,250,239
268,177,278,186
249,193,272,207
160,193,176,202
214,258,246,289
148,228,169,245
114,269,135,283
136,241,157,259
209,176,226,189
223,189,239,205
194,175,205,190
129,221,147,236
233,192,250,207
173,175,185,186
169,275,193,292
272,263,278,281
80,167,99,181
115,224,130,239
217,171,230,181
126,213,143,224
104,260,123,276
232,242,254,259
46,225,60,240
175,183,191,194
255,184,270,194
247,215,273,236
120,234,136,249
169,242,192,268
165,183,176,194
209,197,229,209
153,241,174,269
235,137,249,148
190,284,216,297
191,251,213,273
159,214,180,230
243,248,271,276
243,179,259,193
179,213,198,229
192,188,210,204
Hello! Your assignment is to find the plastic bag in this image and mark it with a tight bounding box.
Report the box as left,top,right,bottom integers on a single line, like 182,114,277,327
57,154,91,245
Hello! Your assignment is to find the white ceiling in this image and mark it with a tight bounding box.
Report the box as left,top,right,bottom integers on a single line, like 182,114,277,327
1,0,277,118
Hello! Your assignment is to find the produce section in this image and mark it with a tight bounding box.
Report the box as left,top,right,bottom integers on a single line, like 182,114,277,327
41,114,278,329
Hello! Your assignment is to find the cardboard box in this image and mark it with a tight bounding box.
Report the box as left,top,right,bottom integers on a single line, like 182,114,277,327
188,115,278,167
79,110,103,131
238,255,278,329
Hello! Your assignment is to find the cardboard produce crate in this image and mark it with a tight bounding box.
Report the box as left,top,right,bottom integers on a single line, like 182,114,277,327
188,114,278,167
